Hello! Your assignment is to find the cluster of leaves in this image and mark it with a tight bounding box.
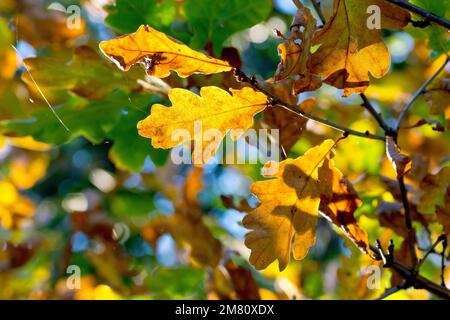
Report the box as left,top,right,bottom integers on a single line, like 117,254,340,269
0,0,449,300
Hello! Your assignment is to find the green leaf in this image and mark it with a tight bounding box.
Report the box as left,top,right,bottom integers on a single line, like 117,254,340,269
410,0,450,53
105,0,176,34
3,91,169,172
108,190,156,219
109,108,169,172
145,266,206,299
184,0,272,53
21,46,141,100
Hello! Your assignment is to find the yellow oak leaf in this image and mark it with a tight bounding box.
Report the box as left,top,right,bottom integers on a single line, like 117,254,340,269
311,0,410,97
243,139,335,271
243,139,369,270
137,86,268,165
386,136,412,178
99,25,232,78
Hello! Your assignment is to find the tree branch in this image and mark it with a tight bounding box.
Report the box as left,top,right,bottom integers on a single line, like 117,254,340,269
395,56,449,131
370,244,450,299
360,93,395,136
384,0,450,30
398,176,418,266
233,69,385,141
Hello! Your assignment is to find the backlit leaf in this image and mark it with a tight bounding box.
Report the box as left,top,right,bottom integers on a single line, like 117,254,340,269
137,86,268,165
99,25,232,78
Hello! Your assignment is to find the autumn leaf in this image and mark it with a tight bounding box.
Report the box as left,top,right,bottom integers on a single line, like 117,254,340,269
378,201,431,238
274,1,321,94
243,140,335,271
137,86,268,165
425,78,450,128
318,157,369,254
243,139,369,270
386,136,412,178
311,0,410,96
99,25,232,78
418,167,450,214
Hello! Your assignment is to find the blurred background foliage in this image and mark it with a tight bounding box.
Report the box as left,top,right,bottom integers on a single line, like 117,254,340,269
0,0,449,300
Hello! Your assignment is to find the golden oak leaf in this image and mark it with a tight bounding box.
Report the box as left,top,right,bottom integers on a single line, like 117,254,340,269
137,86,268,165
418,167,450,214
99,25,232,78
243,139,335,271
386,136,412,178
318,157,369,254
311,0,410,97
274,1,321,94
243,139,369,270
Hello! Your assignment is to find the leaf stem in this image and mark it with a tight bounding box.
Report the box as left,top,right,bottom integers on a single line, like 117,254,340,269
384,0,450,30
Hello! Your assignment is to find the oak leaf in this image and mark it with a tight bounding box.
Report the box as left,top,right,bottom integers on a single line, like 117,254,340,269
310,0,410,97
318,158,369,254
418,167,450,214
386,136,412,178
274,1,321,94
137,86,268,165
99,25,232,78
243,139,369,270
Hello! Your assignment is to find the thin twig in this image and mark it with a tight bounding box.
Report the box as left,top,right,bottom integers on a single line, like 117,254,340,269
395,56,449,131
441,237,448,288
385,0,450,30
416,235,446,271
233,69,385,141
376,283,408,300
398,176,418,267
370,244,450,299
360,93,395,136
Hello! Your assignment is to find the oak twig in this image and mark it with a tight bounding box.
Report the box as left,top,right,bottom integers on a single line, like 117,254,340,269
233,69,385,141
395,56,449,131
385,0,450,30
